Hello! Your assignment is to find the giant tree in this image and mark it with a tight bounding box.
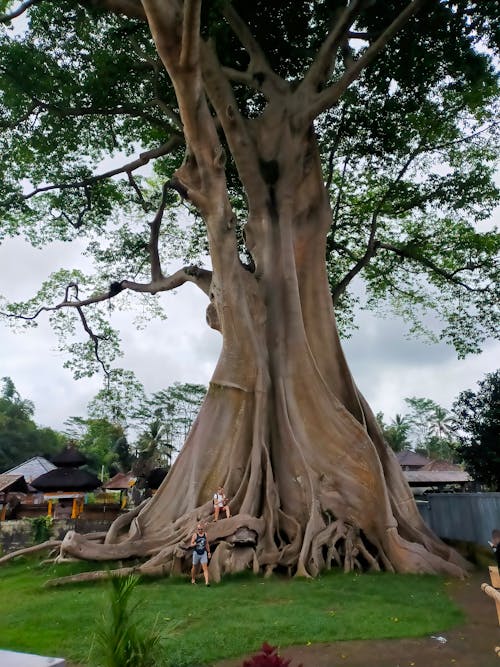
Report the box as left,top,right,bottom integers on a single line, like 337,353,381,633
1,0,499,580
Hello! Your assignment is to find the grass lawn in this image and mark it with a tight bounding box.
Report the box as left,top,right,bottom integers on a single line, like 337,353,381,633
0,557,464,666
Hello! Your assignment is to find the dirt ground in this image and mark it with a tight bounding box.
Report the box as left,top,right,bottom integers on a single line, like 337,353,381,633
215,570,500,667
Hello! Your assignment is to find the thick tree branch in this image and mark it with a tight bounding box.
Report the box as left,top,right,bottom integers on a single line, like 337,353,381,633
79,0,145,21
300,0,364,96
0,268,212,324
307,0,428,121
0,0,41,22
180,0,201,69
221,2,288,97
377,242,486,292
201,41,264,207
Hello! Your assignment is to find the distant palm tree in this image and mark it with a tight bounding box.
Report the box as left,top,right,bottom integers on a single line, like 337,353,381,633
385,414,411,452
429,405,456,441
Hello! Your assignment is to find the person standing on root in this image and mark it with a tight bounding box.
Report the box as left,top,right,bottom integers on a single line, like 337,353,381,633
190,522,211,586
213,486,231,521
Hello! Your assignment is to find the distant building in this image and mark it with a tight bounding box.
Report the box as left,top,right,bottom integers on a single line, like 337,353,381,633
5,456,56,484
396,450,471,491
396,450,431,470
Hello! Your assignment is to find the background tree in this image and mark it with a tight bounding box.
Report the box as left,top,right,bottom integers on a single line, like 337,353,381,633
453,370,500,491
0,376,63,470
1,1,499,579
376,412,411,452
404,397,458,460
65,415,130,478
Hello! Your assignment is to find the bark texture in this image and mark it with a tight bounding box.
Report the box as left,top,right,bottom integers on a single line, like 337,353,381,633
57,0,468,581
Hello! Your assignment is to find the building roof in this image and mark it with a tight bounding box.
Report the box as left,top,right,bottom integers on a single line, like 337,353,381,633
103,472,136,490
396,450,431,468
5,456,57,483
31,467,101,492
51,445,87,468
0,474,29,494
404,470,471,486
420,459,464,472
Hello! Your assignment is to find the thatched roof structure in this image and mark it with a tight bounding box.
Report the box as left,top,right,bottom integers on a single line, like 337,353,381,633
50,445,87,468
31,467,100,492
103,472,136,490
396,450,431,469
0,474,29,494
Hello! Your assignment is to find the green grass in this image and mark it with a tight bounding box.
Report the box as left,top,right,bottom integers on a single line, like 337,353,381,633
0,558,465,666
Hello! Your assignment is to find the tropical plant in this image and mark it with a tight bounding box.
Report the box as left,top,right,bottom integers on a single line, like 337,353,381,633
94,574,162,667
377,412,411,452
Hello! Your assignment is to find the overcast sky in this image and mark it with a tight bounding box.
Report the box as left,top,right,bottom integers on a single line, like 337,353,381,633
1,226,498,434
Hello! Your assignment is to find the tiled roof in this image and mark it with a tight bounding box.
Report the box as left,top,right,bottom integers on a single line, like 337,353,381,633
396,450,431,467
5,457,57,483
404,470,471,485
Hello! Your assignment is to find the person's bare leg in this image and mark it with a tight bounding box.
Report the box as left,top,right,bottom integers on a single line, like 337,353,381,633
191,564,197,583
225,506,230,518
214,506,220,521
202,562,209,585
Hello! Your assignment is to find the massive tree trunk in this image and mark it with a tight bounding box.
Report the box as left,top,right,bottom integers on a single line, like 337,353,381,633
61,112,466,581
58,0,467,581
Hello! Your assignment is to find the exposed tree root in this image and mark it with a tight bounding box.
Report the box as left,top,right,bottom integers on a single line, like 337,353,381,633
0,540,62,565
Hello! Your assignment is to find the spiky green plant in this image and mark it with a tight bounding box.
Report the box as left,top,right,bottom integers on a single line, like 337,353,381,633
94,574,161,667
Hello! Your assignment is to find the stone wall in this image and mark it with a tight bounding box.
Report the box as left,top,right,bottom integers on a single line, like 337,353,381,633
0,517,116,555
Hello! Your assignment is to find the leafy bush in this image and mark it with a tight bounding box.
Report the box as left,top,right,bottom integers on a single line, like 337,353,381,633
31,516,53,544
242,643,302,667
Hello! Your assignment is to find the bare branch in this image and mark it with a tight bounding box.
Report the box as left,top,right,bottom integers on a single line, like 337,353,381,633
9,136,183,203
377,242,486,292
332,141,425,301
307,0,428,121
75,303,110,377
148,182,170,281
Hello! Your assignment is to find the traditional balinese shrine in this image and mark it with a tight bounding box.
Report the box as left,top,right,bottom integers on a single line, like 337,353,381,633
30,445,101,519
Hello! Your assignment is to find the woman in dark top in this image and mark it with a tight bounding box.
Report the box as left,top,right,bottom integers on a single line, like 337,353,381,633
190,522,211,585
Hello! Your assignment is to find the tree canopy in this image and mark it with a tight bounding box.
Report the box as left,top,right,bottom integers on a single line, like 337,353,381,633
0,0,498,364
0,376,64,471
453,369,500,491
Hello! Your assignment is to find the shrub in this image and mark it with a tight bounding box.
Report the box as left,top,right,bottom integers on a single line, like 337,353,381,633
31,516,53,544
242,642,302,667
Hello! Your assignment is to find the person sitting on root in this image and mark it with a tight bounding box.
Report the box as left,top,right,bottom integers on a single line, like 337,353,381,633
190,522,211,586
213,486,231,521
